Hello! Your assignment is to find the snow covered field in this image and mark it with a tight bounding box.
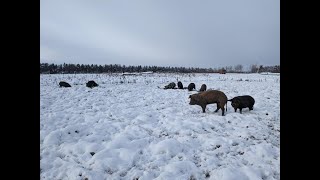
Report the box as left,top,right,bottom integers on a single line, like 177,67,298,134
40,73,280,180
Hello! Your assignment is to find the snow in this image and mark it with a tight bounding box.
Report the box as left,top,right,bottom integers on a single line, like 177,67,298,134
141,71,154,74
40,73,280,180
259,72,280,76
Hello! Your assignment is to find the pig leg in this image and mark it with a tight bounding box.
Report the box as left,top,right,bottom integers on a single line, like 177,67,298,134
221,106,225,116
214,103,220,112
249,106,253,110
234,108,237,112
201,105,206,113
239,108,242,114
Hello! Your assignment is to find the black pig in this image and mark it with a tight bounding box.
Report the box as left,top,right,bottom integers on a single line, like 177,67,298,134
199,84,207,92
188,83,196,91
177,81,183,89
228,95,255,114
86,80,99,88
164,82,176,89
59,81,71,87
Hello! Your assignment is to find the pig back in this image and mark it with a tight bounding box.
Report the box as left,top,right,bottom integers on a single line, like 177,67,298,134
199,90,227,104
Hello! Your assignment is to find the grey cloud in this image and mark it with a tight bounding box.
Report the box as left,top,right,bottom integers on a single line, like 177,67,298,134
40,0,279,68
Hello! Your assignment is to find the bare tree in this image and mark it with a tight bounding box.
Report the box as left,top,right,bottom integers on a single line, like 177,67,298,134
257,65,264,73
225,66,233,73
250,64,259,73
234,64,243,73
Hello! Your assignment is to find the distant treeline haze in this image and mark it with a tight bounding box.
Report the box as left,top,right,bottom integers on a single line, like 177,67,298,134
40,63,280,74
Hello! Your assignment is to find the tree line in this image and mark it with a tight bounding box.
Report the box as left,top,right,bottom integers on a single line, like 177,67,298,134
40,63,280,74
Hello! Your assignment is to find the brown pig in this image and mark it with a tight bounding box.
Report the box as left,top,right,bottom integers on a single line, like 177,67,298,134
189,90,228,116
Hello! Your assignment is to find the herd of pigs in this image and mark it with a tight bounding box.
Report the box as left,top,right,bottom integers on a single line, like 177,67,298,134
58,80,255,116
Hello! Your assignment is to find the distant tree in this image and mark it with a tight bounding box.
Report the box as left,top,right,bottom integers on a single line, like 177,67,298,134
225,66,233,73
250,64,259,73
234,64,243,73
257,65,264,73
76,64,80,71
274,65,280,73
41,62,272,74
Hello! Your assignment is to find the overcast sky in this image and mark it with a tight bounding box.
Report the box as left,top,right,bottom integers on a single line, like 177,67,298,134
40,0,279,68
